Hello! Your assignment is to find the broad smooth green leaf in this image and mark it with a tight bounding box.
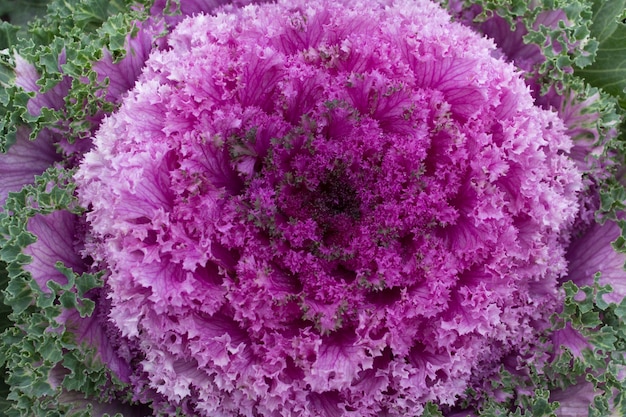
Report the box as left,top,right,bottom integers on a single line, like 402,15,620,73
0,21,19,50
588,0,626,43
0,0,50,28
576,3,626,108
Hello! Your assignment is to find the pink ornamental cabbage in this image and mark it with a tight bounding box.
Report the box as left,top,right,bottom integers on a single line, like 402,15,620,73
76,0,583,415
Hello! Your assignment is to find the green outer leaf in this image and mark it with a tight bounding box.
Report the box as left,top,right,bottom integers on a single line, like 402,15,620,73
0,0,50,30
575,0,626,109
588,0,626,43
0,21,19,50
576,22,626,109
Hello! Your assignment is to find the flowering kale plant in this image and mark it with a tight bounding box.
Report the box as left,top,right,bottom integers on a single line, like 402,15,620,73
1,0,626,416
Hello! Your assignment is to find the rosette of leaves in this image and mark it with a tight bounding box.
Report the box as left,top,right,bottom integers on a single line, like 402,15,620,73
1,0,626,416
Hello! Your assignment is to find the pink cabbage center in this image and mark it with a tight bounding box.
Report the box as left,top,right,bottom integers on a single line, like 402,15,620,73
76,0,582,415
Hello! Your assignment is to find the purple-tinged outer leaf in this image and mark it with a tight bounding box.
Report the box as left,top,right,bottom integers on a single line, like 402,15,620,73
22,211,85,292
0,128,61,208
93,18,166,104
566,220,626,305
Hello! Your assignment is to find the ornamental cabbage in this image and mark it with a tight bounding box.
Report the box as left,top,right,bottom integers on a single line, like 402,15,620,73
74,0,586,415
2,0,626,416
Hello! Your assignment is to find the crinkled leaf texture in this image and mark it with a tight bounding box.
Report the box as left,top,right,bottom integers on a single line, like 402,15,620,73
76,0,586,415
0,0,155,151
0,168,149,417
